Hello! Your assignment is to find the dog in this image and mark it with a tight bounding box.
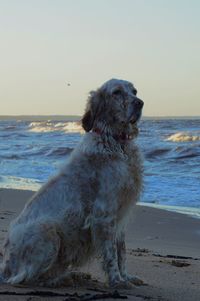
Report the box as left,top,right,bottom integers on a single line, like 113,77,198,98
0,78,144,288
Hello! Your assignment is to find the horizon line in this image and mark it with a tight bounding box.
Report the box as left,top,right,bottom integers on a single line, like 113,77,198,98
0,115,200,120
0,114,200,117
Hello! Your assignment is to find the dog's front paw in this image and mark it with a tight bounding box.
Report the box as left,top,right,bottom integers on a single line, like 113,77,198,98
123,274,145,286
109,278,133,289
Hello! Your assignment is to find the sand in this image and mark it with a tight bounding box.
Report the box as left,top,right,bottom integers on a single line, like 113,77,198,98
0,188,200,301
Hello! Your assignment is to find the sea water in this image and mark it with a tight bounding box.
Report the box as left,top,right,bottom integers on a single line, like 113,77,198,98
0,117,199,215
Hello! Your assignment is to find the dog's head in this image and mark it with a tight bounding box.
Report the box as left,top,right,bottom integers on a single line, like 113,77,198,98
82,79,144,140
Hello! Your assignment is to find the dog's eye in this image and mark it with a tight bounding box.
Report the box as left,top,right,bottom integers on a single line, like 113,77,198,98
132,89,137,96
112,89,122,97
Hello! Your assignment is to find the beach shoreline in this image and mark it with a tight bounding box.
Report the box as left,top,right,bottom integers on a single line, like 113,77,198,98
0,188,200,300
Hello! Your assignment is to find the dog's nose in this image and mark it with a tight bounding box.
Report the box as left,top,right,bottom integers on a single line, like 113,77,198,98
135,99,144,109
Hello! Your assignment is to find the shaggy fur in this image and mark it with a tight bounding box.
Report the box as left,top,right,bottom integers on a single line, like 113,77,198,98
0,78,144,288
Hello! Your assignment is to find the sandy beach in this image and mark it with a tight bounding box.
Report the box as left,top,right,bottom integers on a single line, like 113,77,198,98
0,188,200,301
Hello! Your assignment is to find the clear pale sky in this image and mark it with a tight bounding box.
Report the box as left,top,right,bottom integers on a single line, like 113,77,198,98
0,0,199,116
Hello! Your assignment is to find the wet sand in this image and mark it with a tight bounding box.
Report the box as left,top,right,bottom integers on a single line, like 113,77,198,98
0,188,200,301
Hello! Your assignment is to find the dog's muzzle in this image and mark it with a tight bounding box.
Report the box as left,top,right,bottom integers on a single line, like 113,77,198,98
135,98,144,110
129,98,144,124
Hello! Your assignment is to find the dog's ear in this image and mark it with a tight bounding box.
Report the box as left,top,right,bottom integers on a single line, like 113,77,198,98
82,109,94,132
82,90,105,132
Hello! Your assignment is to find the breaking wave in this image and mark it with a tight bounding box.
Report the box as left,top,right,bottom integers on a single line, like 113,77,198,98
145,148,171,159
166,132,200,142
45,147,73,157
28,121,84,134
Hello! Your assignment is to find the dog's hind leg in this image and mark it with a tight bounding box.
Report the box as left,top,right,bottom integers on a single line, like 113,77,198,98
2,222,61,285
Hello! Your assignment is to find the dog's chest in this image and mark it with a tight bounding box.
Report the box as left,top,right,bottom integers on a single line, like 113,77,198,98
116,150,142,219
119,159,141,200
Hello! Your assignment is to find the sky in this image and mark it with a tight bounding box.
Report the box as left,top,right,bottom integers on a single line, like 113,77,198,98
0,0,200,116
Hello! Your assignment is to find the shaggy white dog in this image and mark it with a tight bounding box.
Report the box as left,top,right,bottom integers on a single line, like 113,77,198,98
0,78,144,288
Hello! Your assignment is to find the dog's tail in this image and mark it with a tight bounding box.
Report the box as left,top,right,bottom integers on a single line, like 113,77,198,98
0,266,6,284
0,251,5,284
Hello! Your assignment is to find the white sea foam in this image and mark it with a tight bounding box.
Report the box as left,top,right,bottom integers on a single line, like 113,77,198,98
166,132,200,142
0,175,41,191
63,122,85,133
139,202,200,219
28,121,84,134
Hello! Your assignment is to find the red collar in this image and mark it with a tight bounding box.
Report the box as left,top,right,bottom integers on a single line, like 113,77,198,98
93,127,102,135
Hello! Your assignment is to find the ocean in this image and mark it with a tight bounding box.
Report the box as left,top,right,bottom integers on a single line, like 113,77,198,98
0,117,200,216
